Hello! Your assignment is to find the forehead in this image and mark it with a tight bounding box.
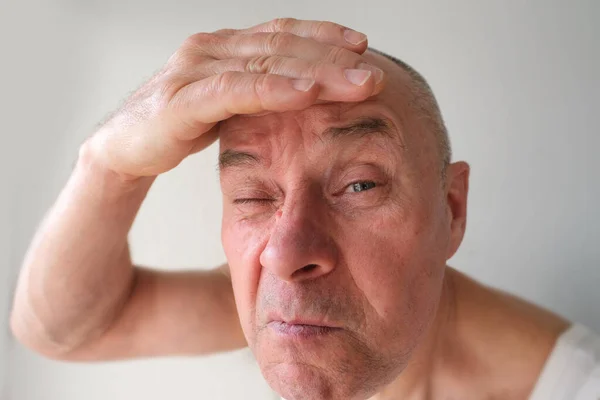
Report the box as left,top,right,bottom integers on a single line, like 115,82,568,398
218,50,413,150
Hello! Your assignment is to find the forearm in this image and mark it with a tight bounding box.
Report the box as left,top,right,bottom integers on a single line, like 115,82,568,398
10,143,155,354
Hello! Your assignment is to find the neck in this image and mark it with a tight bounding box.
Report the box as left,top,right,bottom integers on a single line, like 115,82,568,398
368,267,459,400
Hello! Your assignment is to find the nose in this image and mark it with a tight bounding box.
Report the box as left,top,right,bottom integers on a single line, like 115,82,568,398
259,197,338,282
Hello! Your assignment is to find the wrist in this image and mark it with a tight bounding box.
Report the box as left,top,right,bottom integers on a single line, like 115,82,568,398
75,139,156,200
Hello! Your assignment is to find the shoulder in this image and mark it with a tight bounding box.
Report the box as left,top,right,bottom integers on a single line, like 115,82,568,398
528,323,600,400
445,268,571,399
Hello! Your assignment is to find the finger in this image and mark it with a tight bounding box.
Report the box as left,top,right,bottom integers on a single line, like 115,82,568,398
167,72,329,140
90,74,321,177
217,18,368,54
187,126,219,155
188,31,367,70
198,56,384,101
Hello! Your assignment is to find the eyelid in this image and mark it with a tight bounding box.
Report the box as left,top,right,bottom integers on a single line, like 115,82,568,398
226,179,280,199
233,197,274,204
336,162,386,179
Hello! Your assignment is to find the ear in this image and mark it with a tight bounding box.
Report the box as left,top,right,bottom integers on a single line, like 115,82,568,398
444,161,470,260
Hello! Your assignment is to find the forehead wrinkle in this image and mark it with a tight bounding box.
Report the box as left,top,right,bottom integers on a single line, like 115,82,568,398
218,102,407,173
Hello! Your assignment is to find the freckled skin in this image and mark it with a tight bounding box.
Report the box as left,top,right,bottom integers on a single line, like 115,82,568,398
218,51,460,400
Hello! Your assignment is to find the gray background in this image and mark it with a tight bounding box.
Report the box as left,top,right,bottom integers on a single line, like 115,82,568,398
1,0,598,399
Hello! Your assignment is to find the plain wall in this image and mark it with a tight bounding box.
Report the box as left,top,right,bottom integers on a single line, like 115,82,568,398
3,0,599,399
1,146,11,400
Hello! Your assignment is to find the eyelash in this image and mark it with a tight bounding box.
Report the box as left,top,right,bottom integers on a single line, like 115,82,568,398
233,198,273,205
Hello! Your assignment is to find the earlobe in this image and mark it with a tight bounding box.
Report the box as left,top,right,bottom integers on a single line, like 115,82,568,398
445,161,470,260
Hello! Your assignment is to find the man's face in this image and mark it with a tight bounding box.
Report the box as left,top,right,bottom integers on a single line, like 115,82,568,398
219,52,453,400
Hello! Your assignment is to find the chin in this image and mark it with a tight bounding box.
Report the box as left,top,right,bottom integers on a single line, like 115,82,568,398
250,323,413,400
257,355,394,400
262,362,337,400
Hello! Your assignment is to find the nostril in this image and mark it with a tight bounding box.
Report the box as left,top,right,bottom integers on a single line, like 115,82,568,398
292,264,318,279
302,264,318,273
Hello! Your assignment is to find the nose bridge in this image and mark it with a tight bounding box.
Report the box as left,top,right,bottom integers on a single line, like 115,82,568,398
260,186,337,282
278,190,321,244
269,188,330,263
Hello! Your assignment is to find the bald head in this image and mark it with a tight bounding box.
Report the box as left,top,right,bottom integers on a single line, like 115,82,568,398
366,47,452,179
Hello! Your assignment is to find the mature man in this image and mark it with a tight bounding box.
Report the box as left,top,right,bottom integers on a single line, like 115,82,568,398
9,18,600,400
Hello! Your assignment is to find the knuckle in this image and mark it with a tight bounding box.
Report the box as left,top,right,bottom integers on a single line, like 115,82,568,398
212,28,236,36
179,32,222,58
314,21,329,38
184,32,219,47
167,48,197,71
227,58,248,73
270,17,297,32
155,77,186,105
326,45,350,64
215,71,238,93
306,61,321,78
245,55,275,73
264,31,295,53
169,35,217,73
252,74,271,102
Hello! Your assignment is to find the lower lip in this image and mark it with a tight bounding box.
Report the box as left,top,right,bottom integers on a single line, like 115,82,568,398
268,321,339,338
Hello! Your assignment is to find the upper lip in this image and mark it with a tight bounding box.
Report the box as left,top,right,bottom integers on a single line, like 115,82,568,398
267,314,340,328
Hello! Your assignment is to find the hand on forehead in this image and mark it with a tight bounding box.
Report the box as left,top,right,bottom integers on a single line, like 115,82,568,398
217,49,411,145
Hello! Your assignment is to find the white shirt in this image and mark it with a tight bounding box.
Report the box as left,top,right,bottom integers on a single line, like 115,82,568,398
528,323,600,400
281,323,600,400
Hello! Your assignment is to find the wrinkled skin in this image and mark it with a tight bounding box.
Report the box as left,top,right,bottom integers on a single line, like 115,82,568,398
219,50,468,400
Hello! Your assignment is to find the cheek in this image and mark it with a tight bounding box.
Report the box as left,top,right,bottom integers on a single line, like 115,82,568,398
343,203,446,345
222,216,271,344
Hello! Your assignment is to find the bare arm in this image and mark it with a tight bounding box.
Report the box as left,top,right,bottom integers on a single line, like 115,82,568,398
9,147,245,360
9,18,381,361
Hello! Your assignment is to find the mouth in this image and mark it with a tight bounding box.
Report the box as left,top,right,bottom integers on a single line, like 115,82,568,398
267,320,342,338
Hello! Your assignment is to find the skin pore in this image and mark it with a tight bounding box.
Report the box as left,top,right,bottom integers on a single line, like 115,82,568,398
217,50,568,400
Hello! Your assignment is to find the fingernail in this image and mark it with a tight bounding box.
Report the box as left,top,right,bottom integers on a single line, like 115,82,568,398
344,69,371,86
292,79,315,91
358,63,384,84
344,29,367,45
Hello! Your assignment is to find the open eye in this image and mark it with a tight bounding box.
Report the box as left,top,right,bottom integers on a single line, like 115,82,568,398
345,181,377,193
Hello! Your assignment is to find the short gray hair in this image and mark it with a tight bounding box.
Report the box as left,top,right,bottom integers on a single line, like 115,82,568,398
368,47,452,179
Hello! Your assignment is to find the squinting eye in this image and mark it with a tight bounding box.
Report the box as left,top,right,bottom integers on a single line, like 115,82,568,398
233,198,273,205
346,181,377,193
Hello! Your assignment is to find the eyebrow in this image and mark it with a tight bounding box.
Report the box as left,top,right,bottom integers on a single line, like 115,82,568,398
322,116,398,140
218,149,260,170
218,116,402,170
